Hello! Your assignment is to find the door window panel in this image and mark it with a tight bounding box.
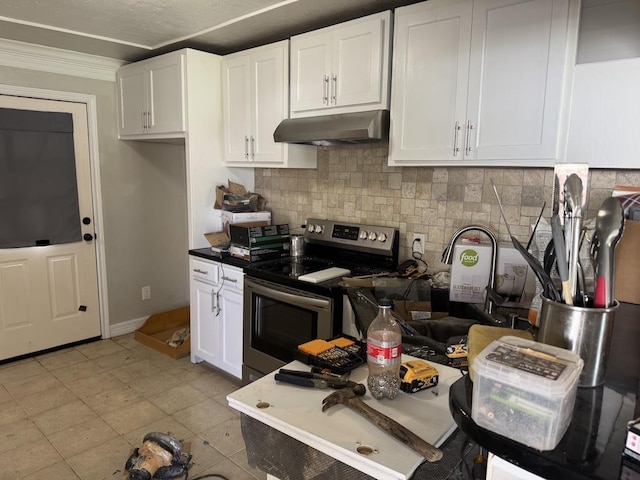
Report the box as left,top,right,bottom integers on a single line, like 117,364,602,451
0,107,80,248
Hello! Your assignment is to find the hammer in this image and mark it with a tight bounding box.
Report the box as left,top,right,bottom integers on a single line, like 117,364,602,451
322,384,443,462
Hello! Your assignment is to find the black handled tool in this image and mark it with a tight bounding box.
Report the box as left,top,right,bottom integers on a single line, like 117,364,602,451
276,369,357,389
275,373,330,388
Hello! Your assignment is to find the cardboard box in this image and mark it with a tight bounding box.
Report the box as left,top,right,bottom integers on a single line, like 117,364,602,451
230,223,290,248
393,301,449,321
134,306,190,359
449,243,535,308
215,208,272,236
615,219,640,305
204,232,230,248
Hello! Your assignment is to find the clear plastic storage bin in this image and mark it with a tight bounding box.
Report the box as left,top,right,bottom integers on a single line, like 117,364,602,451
471,336,583,451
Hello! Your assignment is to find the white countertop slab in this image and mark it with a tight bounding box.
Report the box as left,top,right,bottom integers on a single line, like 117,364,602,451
227,355,463,480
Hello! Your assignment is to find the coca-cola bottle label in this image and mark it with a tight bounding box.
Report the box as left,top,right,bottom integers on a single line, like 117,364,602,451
367,339,402,365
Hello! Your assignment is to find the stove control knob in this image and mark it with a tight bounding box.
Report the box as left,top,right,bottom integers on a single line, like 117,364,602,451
314,224,324,234
359,231,368,240
368,231,377,241
378,232,387,242
308,224,315,233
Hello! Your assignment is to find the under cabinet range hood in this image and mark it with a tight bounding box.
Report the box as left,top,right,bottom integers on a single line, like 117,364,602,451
273,110,389,146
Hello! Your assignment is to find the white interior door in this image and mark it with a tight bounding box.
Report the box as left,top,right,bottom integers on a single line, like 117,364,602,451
0,95,101,360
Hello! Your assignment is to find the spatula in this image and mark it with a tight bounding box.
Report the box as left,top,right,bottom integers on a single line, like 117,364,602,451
563,174,583,303
551,214,572,305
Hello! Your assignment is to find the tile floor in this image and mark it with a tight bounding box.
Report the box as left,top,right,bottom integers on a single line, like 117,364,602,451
0,334,266,480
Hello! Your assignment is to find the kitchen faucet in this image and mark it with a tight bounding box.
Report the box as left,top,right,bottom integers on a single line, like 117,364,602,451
442,225,499,316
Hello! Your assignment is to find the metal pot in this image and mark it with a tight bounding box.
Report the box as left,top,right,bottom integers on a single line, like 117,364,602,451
290,234,305,257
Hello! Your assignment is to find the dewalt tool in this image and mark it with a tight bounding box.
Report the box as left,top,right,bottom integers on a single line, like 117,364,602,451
399,359,439,393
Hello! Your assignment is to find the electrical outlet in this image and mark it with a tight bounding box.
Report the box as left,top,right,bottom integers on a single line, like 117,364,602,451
141,285,151,301
412,234,425,255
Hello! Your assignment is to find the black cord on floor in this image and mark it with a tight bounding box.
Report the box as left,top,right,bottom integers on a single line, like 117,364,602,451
458,434,476,480
187,473,230,480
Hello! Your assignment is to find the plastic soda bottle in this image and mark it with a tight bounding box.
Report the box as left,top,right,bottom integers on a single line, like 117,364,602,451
366,298,402,399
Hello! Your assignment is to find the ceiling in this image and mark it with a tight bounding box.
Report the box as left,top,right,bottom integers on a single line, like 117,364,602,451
0,0,422,63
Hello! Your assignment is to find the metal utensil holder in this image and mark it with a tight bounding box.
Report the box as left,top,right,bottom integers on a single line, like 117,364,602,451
537,296,618,387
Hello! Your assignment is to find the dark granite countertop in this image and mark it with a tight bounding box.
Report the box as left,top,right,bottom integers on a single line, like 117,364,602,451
188,247,250,269
449,301,640,480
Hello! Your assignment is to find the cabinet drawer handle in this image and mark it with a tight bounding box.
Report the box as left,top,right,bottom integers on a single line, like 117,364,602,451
194,268,209,275
465,120,474,155
221,276,238,283
331,74,337,104
211,289,220,314
323,75,329,104
250,136,255,160
453,121,461,156
244,135,249,159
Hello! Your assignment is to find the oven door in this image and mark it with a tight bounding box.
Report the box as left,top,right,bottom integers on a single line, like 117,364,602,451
243,276,334,383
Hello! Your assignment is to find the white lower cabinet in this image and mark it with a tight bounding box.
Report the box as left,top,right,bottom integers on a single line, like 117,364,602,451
190,256,243,379
487,453,545,480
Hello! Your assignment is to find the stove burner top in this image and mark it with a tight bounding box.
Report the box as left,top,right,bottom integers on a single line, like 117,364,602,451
251,256,336,278
243,219,400,289
246,255,392,281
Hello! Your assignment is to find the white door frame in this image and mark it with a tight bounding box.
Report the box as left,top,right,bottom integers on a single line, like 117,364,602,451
0,83,111,338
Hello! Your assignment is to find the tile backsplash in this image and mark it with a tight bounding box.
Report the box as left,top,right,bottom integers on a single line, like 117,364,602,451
254,144,640,269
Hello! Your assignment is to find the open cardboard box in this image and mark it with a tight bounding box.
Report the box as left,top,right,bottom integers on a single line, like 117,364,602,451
615,219,640,305
394,301,449,321
135,306,190,359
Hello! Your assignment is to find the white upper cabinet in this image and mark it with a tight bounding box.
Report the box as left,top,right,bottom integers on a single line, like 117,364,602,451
222,41,317,168
565,57,640,169
117,52,186,138
290,11,391,118
389,0,578,167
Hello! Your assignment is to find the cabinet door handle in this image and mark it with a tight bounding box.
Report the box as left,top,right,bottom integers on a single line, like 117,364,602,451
210,288,216,313
250,136,255,160
323,75,329,105
221,276,238,283
331,74,337,104
244,135,249,159
194,268,208,275
453,121,461,156
465,120,474,155
141,112,145,130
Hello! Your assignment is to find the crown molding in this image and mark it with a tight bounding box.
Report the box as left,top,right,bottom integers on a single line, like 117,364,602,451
0,38,124,82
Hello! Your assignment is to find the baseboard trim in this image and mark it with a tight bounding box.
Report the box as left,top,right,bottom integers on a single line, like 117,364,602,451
108,316,148,338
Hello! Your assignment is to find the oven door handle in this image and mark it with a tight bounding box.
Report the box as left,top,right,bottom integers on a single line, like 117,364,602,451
248,279,331,310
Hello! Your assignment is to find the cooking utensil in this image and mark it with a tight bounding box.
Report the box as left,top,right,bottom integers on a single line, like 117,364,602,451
490,180,561,302
526,201,546,251
551,214,572,305
290,234,305,257
589,231,599,275
563,174,583,303
593,197,625,308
